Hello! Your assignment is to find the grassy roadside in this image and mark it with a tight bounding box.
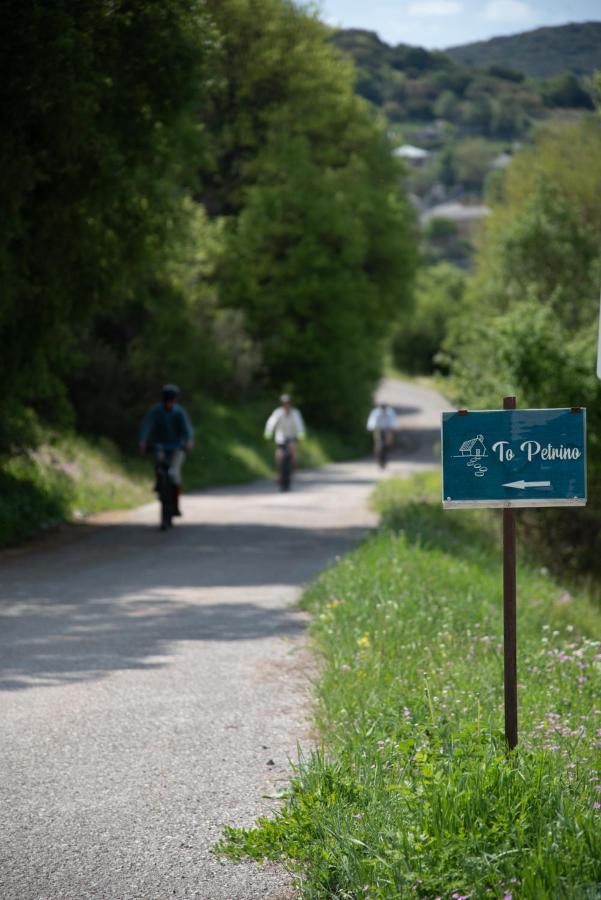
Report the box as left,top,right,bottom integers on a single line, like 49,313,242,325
0,398,366,548
216,471,601,898
0,434,150,547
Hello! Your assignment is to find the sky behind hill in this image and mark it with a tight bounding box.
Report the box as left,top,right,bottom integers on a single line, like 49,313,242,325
318,0,600,48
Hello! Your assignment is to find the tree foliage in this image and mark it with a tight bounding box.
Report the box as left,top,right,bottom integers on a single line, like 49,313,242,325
1,0,417,451
204,0,416,431
442,118,601,576
392,263,465,375
0,0,215,443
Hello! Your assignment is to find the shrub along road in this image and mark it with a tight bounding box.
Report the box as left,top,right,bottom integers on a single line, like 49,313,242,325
0,380,445,900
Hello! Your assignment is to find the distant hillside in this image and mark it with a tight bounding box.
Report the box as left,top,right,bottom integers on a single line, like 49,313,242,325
330,28,593,135
329,25,597,266
446,22,601,79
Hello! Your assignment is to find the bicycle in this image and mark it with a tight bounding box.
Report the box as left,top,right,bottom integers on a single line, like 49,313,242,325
374,429,392,469
155,445,178,531
277,439,294,491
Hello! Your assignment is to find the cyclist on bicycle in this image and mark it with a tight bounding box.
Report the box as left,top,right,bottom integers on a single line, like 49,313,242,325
366,402,396,467
139,384,194,516
264,394,306,472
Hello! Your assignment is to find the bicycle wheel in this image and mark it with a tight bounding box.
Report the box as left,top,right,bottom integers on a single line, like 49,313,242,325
158,470,172,530
279,452,292,491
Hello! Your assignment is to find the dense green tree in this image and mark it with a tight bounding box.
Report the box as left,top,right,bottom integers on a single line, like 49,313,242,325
0,0,215,447
465,119,601,322
461,92,493,132
543,71,595,109
442,118,601,576
1,0,418,457
453,138,496,189
355,75,384,105
434,90,459,120
393,263,464,375
489,96,525,137
203,0,416,431
66,204,254,444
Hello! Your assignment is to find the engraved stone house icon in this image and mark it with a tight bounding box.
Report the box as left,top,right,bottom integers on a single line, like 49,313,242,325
459,434,486,458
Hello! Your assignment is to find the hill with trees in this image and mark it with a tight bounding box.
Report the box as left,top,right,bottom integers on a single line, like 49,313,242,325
331,27,595,133
446,21,601,79
330,26,596,269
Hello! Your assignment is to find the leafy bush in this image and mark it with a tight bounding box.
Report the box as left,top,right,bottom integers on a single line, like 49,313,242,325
0,466,73,547
0,434,150,546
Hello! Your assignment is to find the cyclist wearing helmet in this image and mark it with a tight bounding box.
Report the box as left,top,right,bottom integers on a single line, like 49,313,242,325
264,393,306,470
139,384,194,516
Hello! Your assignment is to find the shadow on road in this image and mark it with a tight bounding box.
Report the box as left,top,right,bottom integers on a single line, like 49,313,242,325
0,599,308,692
0,410,443,693
390,404,420,417
0,521,365,692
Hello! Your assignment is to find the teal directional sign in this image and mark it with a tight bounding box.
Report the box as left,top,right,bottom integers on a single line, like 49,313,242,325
442,408,586,508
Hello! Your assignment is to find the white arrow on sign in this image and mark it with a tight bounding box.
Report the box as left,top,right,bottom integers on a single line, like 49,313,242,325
503,480,551,490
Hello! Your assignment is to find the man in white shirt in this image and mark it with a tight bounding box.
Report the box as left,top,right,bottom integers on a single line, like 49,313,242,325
264,394,306,470
366,402,396,467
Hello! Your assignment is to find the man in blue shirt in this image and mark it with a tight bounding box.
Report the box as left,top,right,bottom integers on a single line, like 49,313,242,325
139,384,194,516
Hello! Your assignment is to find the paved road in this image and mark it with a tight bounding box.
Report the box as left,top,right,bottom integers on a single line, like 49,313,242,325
0,381,446,900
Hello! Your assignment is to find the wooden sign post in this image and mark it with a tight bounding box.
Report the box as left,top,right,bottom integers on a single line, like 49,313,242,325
441,400,587,750
502,396,518,750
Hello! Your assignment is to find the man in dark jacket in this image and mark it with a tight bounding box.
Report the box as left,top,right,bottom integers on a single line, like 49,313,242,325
139,384,194,515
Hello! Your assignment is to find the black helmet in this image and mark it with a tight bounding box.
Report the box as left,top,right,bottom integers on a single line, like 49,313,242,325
162,383,180,402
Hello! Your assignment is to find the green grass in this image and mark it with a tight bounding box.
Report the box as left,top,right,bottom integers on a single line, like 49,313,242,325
215,471,601,898
0,398,366,548
0,433,151,546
